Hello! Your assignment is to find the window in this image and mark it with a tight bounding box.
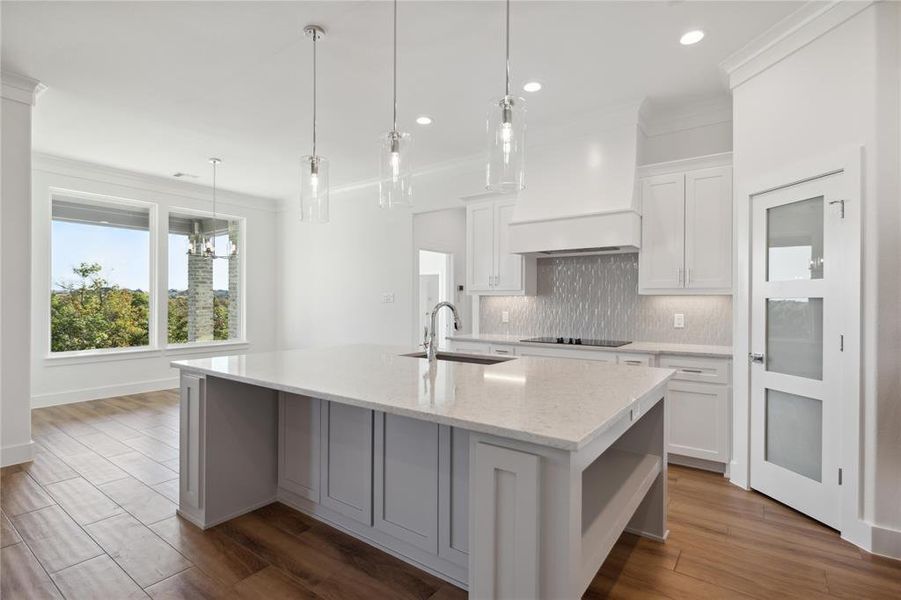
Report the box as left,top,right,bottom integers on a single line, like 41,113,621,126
167,212,242,344
50,196,152,352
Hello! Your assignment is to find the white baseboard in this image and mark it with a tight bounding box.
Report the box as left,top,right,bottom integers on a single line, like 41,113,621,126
667,453,727,474
1,441,35,467
31,377,179,408
871,523,901,560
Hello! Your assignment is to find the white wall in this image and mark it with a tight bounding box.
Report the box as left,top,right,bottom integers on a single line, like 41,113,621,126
278,161,480,352
732,3,901,543
640,120,733,165
1,74,39,466
30,155,279,407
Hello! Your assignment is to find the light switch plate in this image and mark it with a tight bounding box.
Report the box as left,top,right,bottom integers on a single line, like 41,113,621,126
501,310,510,324
674,313,685,329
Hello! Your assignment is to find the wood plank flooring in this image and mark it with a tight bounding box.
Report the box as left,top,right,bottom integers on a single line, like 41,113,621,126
1,390,898,599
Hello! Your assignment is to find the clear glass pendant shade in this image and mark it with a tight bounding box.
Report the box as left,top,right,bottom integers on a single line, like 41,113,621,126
485,95,525,192
379,131,413,208
300,155,329,223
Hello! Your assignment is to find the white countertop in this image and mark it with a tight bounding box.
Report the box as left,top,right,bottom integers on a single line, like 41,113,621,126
171,344,674,451
448,334,732,358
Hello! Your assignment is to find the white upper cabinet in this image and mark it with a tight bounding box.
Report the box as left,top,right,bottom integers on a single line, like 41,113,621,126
684,167,733,290
466,197,536,295
638,156,732,295
639,173,685,290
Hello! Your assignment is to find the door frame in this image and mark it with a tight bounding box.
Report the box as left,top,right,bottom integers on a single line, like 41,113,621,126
731,146,864,545
413,247,455,347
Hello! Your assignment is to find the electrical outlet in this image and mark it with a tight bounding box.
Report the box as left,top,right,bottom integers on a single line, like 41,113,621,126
501,310,510,324
674,313,685,329
381,293,396,304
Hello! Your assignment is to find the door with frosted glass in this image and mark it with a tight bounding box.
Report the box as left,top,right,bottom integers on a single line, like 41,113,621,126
750,175,844,528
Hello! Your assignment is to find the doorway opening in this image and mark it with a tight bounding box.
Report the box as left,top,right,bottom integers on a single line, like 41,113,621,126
418,250,454,347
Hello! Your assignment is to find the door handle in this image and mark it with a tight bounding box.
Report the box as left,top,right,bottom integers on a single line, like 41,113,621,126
749,353,765,364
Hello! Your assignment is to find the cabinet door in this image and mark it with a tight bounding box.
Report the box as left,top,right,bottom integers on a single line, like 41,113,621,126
279,393,320,502
438,426,469,568
666,381,730,463
320,401,374,524
685,166,732,290
488,344,517,357
449,341,489,355
617,353,652,366
467,202,495,292
374,413,439,552
493,200,523,292
639,174,685,291
179,373,204,511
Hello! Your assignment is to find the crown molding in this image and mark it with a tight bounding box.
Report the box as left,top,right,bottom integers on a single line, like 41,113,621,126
720,0,875,90
1,71,47,105
32,153,281,213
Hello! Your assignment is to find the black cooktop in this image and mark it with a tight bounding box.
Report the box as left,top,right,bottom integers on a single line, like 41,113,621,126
520,337,631,348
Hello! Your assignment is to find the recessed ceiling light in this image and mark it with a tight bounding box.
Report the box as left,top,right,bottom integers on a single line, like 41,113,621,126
680,30,705,45
416,116,433,125
523,81,542,93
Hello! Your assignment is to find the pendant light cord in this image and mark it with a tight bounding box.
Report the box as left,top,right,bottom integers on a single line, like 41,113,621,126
312,30,318,157
393,0,398,132
505,0,510,97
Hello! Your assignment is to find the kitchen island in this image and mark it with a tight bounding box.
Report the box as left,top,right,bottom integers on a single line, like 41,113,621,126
171,345,674,599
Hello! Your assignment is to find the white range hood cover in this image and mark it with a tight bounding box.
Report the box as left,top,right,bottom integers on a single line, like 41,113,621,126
507,103,644,256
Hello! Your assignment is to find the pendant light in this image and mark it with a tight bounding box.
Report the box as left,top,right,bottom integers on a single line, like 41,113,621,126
485,0,525,192
188,158,236,259
300,24,330,223
379,0,413,208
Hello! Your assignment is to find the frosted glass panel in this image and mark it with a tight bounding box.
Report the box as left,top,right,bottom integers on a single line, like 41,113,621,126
766,390,822,482
767,298,823,380
767,197,824,281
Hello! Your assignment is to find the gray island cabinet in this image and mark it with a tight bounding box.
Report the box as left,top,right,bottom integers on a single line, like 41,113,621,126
172,344,674,599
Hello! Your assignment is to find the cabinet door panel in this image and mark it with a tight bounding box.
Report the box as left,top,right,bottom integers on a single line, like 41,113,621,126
279,394,320,502
666,381,729,463
639,174,685,290
493,200,522,291
374,413,439,552
320,402,374,524
439,426,469,567
179,374,204,511
516,346,616,362
467,203,494,291
685,166,732,290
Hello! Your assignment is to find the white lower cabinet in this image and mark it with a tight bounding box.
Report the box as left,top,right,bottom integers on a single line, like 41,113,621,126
488,344,517,356
373,413,440,552
659,356,731,466
320,401,374,525
450,341,489,355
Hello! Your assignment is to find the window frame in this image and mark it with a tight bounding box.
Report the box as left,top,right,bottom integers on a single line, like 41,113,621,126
164,206,247,349
46,188,159,359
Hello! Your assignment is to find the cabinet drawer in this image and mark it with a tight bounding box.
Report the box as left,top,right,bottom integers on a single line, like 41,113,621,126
516,345,616,362
617,353,652,367
659,355,730,385
488,344,517,356
450,341,489,355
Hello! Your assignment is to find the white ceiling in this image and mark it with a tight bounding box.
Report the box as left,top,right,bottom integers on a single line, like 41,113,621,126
2,1,800,200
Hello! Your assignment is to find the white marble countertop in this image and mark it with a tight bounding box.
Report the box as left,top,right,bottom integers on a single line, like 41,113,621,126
171,344,674,451
448,334,732,358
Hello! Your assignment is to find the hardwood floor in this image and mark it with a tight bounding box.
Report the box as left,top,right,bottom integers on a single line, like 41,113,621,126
1,390,898,599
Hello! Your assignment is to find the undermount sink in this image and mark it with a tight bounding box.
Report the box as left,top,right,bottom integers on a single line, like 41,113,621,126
401,351,514,365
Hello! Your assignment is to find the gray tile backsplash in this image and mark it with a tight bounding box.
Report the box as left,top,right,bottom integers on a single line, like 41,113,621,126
479,254,732,345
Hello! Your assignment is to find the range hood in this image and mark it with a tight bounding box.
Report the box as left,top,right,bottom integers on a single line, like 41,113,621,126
506,103,644,256
508,208,640,257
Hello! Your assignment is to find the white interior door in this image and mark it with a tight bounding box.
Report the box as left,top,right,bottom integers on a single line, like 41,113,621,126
750,174,846,528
